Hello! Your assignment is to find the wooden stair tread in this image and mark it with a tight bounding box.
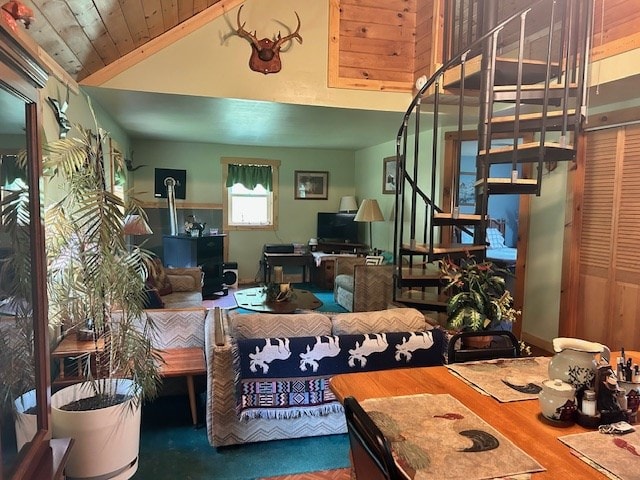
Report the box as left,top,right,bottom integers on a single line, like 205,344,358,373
476,178,538,186
401,243,486,255
443,55,561,90
492,82,578,92
478,141,575,164
490,109,578,133
491,109,576,124
476,178,540,195
400,266,442,280
395,290,448,308
433,212,484,225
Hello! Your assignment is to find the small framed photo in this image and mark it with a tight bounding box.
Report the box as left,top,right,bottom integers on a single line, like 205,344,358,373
459,172,477,206
383,156,397,194
295,171,328,200
365,255,384,266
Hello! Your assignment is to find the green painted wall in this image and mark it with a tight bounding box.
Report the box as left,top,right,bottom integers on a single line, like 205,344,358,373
130,139,359,282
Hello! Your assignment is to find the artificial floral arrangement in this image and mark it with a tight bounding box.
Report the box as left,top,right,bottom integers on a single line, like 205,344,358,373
262,282,293,302
439,253,521,332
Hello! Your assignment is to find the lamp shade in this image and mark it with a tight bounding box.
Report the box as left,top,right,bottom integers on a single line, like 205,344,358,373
354,199,384,223
339,196,358,213
123,214,153,235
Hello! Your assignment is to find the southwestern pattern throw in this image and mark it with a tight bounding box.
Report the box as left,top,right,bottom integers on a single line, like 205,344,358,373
235,330,445,420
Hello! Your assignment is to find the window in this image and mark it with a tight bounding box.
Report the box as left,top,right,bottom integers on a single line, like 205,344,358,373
222,158,280,231
228,183,271,225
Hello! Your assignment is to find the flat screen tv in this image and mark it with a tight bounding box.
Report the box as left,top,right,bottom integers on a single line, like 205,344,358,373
317,212,358,243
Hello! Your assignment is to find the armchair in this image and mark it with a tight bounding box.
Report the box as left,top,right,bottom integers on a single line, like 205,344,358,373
333,257,394,312
145,258,203,309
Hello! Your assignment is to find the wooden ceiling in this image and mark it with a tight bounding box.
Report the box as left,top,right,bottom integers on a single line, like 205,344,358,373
22,0,229,82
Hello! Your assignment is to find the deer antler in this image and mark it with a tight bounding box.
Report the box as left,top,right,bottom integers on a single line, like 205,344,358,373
273,11,303,51
236,5,260,49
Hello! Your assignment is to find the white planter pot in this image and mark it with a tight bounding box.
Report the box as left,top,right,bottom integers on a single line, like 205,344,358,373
14,389,37,451
51,379,141,480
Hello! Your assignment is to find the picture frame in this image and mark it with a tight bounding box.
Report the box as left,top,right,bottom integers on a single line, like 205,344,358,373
295,170,328,199
459,171,477,206
383,156,398,194
365,255,384,266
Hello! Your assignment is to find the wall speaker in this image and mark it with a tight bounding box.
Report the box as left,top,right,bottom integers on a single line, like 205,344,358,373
222,261,238,289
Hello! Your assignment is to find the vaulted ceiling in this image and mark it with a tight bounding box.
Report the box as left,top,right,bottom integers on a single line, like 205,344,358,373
11,0,415,149
24,0,227,82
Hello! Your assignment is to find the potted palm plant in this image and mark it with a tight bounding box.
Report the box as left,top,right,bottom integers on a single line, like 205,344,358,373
44,109,160,479
439,253,520,346
0,176,38,451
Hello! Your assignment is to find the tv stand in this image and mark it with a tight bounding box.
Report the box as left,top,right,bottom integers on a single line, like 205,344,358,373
317,241,368,255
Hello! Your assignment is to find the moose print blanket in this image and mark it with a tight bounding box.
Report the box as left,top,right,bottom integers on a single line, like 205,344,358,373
234,330,445,419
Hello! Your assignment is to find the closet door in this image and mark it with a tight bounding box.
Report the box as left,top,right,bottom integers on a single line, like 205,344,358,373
577,125,640,348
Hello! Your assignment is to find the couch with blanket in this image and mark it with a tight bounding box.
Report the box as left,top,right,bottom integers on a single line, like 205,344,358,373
333,257,394,312
205,307,445,447
144,258,203,309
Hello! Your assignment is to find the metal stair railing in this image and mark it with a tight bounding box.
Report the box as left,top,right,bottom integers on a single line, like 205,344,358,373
393,0,590,302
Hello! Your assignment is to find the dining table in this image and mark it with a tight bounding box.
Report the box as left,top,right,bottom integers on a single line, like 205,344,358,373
329,350,639,479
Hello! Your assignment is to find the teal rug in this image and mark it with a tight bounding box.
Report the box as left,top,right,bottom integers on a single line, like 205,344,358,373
135,396,350,480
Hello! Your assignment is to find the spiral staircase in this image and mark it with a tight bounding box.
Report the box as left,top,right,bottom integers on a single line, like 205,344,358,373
391,0,592,312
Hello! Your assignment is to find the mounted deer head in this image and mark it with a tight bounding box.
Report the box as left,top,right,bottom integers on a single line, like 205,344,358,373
235,5,302,75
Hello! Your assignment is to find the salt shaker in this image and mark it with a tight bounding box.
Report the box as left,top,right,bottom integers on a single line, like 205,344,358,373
582,390,597,416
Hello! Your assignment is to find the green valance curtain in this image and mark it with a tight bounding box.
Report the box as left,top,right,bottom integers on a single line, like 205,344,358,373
226,164,272,191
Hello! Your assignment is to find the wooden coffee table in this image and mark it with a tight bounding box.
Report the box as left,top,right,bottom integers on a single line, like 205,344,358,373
234,287,322,313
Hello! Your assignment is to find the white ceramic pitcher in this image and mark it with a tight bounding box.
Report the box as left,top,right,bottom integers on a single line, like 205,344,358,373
548,337,611,390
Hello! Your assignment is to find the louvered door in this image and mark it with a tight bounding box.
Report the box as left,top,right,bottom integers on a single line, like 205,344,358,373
576,125,640,348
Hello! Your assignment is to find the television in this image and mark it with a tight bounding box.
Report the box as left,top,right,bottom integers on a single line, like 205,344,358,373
317,212,358,243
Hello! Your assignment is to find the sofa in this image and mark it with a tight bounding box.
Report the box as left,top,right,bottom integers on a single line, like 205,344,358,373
205,306,445,447
333,257,394,312
144,258,203,309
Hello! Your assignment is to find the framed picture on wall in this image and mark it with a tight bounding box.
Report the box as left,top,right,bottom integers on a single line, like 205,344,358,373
383,156,398,194
295,171,328,199
459,172,476,206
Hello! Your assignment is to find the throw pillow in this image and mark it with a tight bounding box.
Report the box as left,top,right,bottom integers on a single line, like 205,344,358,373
143,287,165,309
148,258,173,296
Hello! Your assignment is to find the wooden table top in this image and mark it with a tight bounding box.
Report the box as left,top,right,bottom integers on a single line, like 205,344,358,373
156,347,205,377
329,353,638,479
234,287,322,313
51,335,105,357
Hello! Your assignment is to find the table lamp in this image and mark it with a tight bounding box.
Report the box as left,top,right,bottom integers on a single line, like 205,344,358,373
339,196,358,213
354,199,384,250
124,214,153,248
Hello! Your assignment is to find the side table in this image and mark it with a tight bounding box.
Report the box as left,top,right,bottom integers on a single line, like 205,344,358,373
156,347,206,425
51,335,105,387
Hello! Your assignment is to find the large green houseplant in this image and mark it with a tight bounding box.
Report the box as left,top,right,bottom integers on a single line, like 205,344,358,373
0,173,38,450
43,110,160,478
439,253,520,332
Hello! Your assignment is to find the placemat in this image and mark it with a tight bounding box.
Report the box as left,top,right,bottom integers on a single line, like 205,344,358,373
361,393,544,479
559,430,640,480
446,357,550,402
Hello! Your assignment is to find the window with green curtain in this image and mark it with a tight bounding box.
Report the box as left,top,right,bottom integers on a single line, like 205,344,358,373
226,164,272,192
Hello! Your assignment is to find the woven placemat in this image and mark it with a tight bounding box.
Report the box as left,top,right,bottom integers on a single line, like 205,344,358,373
446,357,550,402
361,393,544,479
559,429,640,480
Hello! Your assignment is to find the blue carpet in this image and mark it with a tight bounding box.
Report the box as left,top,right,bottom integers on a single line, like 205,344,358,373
134,285,350,479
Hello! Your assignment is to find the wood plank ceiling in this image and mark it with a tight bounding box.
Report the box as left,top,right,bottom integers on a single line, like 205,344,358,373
22,0,225,81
